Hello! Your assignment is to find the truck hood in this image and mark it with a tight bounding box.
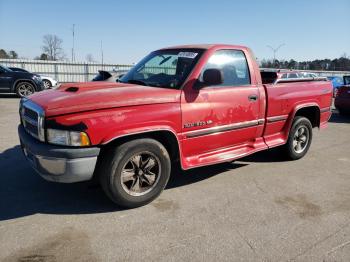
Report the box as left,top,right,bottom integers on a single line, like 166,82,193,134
28,82,181,117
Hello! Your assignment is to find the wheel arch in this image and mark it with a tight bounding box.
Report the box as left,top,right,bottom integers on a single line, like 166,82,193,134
294,105,321,128
100,129,183,169
12,79,37,92
284,103,321,139
42,78,52,85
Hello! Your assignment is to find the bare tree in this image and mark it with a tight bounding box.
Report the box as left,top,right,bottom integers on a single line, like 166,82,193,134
86,54,96,63
42,34,65,61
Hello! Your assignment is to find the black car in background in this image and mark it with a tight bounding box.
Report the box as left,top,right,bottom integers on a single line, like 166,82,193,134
0,65,44,97
9,67,58,89
92,69,128,82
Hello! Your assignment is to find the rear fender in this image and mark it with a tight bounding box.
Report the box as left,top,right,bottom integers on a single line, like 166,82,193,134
283,103,320,139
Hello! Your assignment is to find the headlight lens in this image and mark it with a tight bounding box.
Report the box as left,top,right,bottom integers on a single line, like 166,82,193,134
47,129,90,146
32,75,41,81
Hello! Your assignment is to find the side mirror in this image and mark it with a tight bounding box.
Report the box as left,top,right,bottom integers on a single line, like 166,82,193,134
203,68,223,86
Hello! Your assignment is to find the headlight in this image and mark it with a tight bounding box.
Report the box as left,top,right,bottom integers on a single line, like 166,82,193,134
53,83,61,89
32,75,41,81
47,129,91,146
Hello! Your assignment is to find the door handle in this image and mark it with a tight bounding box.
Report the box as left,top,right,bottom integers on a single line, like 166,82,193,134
248,94,258,102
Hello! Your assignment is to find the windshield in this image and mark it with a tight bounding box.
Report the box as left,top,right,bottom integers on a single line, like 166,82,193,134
119,49,204,89
0,65,12,72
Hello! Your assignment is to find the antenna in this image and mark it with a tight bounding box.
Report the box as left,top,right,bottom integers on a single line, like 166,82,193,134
72,24,75,62
100,40,104,69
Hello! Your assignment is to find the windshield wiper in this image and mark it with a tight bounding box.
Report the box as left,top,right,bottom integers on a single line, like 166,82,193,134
127,79,149,86
159,56,171,65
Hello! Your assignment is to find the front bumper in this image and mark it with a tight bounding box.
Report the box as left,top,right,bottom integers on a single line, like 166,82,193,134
18,125,100,183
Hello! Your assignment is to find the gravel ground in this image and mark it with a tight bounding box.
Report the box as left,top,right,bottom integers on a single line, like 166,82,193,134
0,96,349,262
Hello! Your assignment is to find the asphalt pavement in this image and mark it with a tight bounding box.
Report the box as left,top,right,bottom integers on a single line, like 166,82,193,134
0,96,349,262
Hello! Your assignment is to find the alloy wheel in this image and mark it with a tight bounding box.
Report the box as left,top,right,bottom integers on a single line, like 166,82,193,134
120,152,161,196
293,125,309,154
43,80,51,89
17,83,35,97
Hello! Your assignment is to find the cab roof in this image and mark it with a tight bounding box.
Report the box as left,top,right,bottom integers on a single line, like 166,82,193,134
159,44,249,51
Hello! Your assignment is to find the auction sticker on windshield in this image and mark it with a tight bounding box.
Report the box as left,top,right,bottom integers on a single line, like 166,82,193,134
178,52,198,59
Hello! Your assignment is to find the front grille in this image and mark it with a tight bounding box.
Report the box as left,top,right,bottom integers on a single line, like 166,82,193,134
23,107,38,122
24,121,39,137
20,100,44,141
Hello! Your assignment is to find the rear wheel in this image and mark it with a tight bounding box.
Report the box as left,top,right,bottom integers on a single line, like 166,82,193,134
99,138,171,208
15,82,35,97
283,117,313,160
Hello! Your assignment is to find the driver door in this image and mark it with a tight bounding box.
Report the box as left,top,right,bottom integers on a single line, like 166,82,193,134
181,49,261,166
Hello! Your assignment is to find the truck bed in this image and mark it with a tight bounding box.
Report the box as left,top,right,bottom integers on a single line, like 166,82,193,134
260,70,328,84
261,73,332,148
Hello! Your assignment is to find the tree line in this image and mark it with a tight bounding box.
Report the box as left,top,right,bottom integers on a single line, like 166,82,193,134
1,34,350,71
261,55,350,71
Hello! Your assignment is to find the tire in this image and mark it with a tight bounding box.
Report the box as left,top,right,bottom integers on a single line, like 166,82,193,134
99,138,171,208
42,79,52,89
15,82,36,98
283,116,313,160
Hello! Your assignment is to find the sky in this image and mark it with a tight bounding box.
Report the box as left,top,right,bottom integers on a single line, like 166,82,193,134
0,0,349,64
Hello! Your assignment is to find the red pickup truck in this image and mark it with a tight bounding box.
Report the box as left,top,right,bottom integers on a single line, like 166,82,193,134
18,44,332,207
335,75,350,115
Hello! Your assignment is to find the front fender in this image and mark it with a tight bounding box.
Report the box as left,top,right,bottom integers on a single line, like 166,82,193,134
47,103,182,146
101,125,179,145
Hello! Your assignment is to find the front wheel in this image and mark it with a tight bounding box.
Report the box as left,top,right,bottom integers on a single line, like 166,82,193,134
99,138,171,208
283,116,313,160
42,79,52,89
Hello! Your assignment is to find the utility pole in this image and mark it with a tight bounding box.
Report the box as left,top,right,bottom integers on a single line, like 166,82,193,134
72,24,75,62
266,43,285,67
100,40,104,69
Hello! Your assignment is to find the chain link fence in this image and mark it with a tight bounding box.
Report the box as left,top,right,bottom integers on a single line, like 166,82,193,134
1,59,349,83
0,59,133,82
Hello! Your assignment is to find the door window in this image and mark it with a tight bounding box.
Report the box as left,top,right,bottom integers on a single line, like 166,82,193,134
288,73,298,78
201,50,250,87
